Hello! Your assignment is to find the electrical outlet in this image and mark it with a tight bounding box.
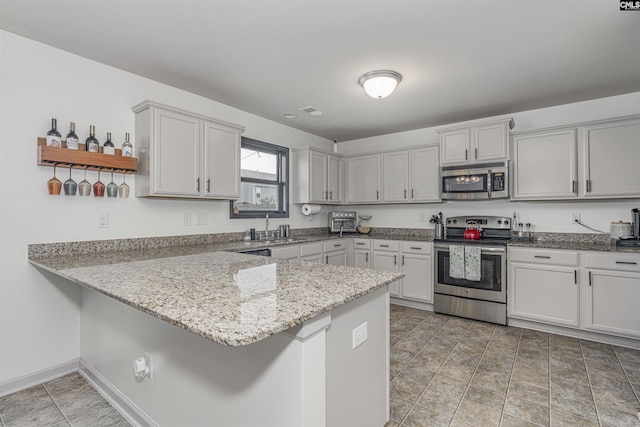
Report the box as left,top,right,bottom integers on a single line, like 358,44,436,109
98,213,109,228
571,213,581,223
196,212,208,225
418,212,427,223
352,322,368,350
183,212,192,226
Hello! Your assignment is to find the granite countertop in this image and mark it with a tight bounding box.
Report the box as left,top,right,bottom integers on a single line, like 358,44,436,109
29,249,403,347
508,238,640,254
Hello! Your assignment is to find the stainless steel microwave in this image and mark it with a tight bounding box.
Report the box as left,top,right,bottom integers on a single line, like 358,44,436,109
440,162,508,200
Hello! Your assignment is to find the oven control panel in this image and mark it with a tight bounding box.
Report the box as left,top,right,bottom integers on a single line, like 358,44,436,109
445,216,511,229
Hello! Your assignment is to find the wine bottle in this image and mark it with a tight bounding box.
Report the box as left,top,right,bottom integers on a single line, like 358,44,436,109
121,132,133,157
66,122,79,150
103,132,115,155
46,118,62,147
86,125,99,153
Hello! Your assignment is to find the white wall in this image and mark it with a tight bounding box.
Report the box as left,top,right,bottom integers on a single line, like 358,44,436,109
0,31,332,383
337,93,640,233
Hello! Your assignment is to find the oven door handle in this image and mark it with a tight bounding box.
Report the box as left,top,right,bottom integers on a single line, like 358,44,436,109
434,244,506,253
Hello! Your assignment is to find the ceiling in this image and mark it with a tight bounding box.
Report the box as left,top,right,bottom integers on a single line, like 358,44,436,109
1,0,639,142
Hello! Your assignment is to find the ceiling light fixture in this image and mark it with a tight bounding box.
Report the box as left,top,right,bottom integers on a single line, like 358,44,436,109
358,70,402,99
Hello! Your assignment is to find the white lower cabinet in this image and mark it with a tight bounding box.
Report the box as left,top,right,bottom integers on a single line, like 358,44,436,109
508,262,579,328
353,239,371,269
324,240,348,266
399,242,433,303
372,240,400,296
584,252,640,339
508,247,580,327
509,247,640,341
299,242,323,264
270,245,299,260
372,240,433,303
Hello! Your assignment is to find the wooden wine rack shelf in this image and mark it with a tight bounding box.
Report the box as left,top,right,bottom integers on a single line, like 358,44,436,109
37,137,138,173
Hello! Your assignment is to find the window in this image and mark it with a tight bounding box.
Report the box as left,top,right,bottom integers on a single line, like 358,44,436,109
230,137,289,218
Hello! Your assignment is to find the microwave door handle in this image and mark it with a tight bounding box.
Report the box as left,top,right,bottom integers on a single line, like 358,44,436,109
487,169,492,198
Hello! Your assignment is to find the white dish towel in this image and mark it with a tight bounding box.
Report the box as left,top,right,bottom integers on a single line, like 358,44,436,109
449,245,482,281
464,246,481,281
449,245,465,279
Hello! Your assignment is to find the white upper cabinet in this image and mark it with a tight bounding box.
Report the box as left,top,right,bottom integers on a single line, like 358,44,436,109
409,145,440,202
438,118,513,165
346,153,381,203
581,117,640,198
382,150,409,202
293,148,343,204
512,128,578,200
512,115,640,200
133,101,243,199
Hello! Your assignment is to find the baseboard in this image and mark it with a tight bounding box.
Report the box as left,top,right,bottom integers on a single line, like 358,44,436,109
390,298,434,312
0,359,79,397
507,318,640,350
78,359,158,427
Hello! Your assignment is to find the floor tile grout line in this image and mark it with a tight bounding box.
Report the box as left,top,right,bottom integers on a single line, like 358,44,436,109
42,383,73,427
579,338,604,427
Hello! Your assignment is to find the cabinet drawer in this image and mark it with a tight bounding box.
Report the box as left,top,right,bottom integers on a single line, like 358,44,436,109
509,248,579,266
401,241,432,255
583,252,640,271
324,240,347,252
270,245,299,259
353,239,371,250
373,240,399,251
299,242,323,256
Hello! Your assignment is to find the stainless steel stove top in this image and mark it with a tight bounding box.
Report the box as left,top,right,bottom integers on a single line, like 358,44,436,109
436,215,512,245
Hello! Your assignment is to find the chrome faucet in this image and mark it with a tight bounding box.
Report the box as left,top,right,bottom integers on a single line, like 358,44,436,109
340,225,344,238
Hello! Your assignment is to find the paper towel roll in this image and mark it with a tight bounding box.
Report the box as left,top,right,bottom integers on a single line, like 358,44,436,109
301,204,322,216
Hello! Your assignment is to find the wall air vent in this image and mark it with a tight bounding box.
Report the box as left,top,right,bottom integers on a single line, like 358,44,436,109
299,106,325,117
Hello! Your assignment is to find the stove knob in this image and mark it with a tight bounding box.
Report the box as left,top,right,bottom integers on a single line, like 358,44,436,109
504,220,509,226
447,219,451,224
497,220,502,225
453,219,457,224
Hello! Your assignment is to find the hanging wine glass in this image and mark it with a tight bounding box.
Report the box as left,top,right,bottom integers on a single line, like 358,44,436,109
47,164,62,195
93,169,105,197
118,172,130,198
78,167,91,196
63,167,77,196
106,169,118,197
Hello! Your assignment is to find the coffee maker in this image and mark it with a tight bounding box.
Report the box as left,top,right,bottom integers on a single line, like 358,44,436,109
617,208,640,247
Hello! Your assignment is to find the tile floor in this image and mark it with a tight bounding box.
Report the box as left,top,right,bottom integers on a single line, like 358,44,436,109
0,372,130,427
2,306,639,427
387,304,640,427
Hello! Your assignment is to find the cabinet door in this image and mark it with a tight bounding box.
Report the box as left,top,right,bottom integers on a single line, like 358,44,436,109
410,146,440,202
582,119,640,198
270,245,299,260
372,251,400,296
401,253,433,303
512,129,578,200
585,269,640,339
203,121,240,198
508,263,579,327
153,108,201,196
382,151,409,202
300,254,323,264
309,150,328,203
440,128,470,165
325,250,347,266
473,122,508,162
327,155,342,202
354,250,371,269
347,154,381,203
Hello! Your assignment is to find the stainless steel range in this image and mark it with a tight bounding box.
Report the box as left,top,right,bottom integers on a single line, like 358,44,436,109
433,215,512,325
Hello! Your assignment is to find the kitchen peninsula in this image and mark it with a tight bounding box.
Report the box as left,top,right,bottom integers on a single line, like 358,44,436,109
29,241,403,427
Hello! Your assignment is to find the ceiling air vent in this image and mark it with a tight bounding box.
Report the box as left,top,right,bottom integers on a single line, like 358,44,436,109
299,106,325,117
